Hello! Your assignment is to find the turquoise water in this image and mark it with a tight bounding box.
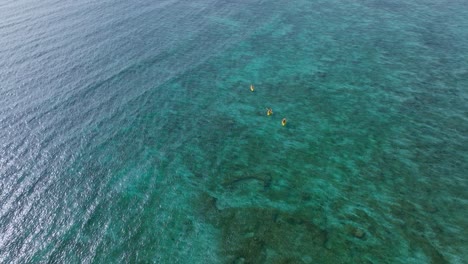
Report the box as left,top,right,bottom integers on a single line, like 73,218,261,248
1,0,467,263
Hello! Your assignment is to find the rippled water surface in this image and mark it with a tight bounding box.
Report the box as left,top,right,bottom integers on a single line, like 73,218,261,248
1,0,467,263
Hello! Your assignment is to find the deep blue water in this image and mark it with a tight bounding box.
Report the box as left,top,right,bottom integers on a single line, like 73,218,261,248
1,0,467,263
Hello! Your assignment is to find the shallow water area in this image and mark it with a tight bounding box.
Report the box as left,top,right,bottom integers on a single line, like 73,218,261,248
1,0,467,263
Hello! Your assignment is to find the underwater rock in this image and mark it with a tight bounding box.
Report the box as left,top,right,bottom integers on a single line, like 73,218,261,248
224,174,272,190
425,204,438,213
352,228,366,239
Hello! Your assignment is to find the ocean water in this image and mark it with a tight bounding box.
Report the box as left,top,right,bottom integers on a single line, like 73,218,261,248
1,0,467,263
